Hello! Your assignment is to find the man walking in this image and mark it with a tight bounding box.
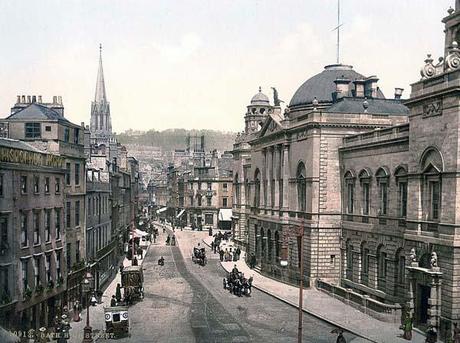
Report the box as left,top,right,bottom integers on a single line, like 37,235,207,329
219,248,224,262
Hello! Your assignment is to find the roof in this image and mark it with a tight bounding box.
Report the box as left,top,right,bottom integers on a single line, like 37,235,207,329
289,64,384,107
326,97,409,115
5,103,70,123
0,137,43,152
250,87,270,105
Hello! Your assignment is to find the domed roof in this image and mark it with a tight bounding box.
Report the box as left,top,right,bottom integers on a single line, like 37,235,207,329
250,87,270,105
289,64,367,107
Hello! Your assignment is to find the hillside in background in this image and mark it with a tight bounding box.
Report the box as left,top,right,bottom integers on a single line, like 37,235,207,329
115,129,237,152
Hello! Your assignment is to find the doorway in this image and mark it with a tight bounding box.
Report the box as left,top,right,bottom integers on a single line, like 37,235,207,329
418,285,431,325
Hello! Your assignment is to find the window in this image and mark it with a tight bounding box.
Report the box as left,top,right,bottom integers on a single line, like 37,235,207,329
398,182,408,217
74,128,80,144
66,202,71,228
207,182,212,191
346,240,353,280
254,169,261,208
271,179,275,208
75,163,80,186
430,181,441,220
223,183,227,191
376,168,389,216
279,179,283,208
206,197,211,206
55,208,61,240
33,176,39,193
198,182,202,190
45,177,50,193
21,176,27,194
64,128,70,142
76,240,80,262
0,216,7,252
397,252,405,284
45,210,51,242
197,196,202,207
21,212,28,247
56,251,62,279
66,243,71,270
189,196,193,206
0,267,9,299
362,183,370,215
88,198,91,216
45,254,51,283
297,162,306,212
0,174,3,197
34,257,40,287
55,177,61,193
22,260,28,291
66,163,71,185
45,126,51,132
205,214,213,225
347,183,354,214
75,201,80,226
223,197,228,207
25,123,41,138
33,211,40,245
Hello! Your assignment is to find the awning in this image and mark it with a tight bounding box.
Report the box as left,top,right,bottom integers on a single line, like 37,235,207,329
156,207,167,214
218,209,232,222
176,209,185,219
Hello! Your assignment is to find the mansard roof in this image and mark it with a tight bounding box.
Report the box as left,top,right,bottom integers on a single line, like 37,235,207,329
326,97,409,115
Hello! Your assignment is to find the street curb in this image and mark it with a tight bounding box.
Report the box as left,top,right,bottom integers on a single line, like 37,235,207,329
207,238,381,343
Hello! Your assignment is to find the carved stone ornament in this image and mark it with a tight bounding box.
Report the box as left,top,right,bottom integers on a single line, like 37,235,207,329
420,54,444,80
430,251,438,269
445,41,460,72
423,100,442,118
409,248,417,264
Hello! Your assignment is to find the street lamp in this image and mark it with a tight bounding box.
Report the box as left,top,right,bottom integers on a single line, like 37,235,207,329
280,221,304,343
82,271,93,343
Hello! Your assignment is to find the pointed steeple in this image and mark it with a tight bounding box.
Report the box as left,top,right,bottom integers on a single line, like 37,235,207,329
95,44,107,102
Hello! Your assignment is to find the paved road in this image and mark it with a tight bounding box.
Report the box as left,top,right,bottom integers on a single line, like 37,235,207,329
119,228,363,343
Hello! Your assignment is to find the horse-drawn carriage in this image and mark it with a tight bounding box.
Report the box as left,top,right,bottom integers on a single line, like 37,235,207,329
121,266,144,304
223,271,252,297
192,246,207,266
104,306,129,337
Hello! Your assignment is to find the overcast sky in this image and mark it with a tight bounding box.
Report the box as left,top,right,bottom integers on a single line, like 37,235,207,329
0,0,454,133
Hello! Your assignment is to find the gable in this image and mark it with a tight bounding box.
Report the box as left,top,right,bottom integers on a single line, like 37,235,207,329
258,114,284,138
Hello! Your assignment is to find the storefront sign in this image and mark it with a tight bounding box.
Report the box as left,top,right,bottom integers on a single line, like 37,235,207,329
0,146,65,168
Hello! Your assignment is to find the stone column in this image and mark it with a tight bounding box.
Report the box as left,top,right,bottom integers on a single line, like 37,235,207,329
282,144,290,213
267,147,273,209
274,145,281,210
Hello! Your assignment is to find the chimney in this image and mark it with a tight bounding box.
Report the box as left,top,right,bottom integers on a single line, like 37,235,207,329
53,96,57,103
21,95,26,103
364,76,379,98
27,95,31,103
38,95,42,103
58,96,62,105
394,88,404,100
353,79,366,97
16,95,20,104
32,95,36,103
333,77,350,100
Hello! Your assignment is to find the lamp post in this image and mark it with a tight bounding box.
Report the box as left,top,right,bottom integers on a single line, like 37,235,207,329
280,221,304,343
82,270,93,343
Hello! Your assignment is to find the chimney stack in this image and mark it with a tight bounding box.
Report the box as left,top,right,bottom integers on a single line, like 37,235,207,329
27,95,31,103
21,95,26,103
353,79,366,97
53,96,57,103
334,77,351,100
16,95,20,104
364,76,379,98
58,96,62,105
32,95,36,103
38,95,42,103
394,88,404,100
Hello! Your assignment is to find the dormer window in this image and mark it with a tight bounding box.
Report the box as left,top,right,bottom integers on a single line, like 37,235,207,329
25,123,41,138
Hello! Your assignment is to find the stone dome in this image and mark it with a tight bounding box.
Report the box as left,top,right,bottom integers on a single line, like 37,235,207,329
289,64,369,107
250,87,270,105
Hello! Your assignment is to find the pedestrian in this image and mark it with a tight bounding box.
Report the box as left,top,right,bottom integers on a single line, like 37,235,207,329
336,330,346,343
133,256,138,266
153,233,157,243
211,241,214,251
171,235,176,246
401,311,412,340
166,235,170,245
454,323,460,343
235,247,241,261
426,325,437,343
90,293,97,306
110,295,117,307
138,247,143,259
116,283,122,302
73,301,81,322
250,253,256,269
219,249,224,262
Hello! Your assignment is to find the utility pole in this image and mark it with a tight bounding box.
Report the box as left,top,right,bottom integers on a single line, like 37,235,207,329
332,0,343,64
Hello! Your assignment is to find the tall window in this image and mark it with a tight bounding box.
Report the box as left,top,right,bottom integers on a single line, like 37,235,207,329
346,240,353,280
360,242,369,286
45,254,51,283
76,240,80,263
66,202,71,228
56,251,62,279
376,168,389,215
207,182,212,191
66,243,71,270
430,181,440,220
55,177,61,193
45,210,51,242
75,163,80,186
21,212,28,247
25,123,41,138
0,174,3,197
0,267,8,298
64,128,70,142
33,176,39,193
395,167,408,218
197,196,202,207
205,214,213,225
66,163,71,185
75,201,80,226
206,197,211,206
34,257,40,287
22,260,28,290
21,176,27,194
74,128,80,144
55,208,61,240
33,211,40,245
297,162,306,212
421,148,443,221
377,245,387,291
88,198,91,216
397,250,405,284
271,179,275,208
344,171,355,214
254,169,261,208
45,177,50,193
0,216,7,252
223,197,228,207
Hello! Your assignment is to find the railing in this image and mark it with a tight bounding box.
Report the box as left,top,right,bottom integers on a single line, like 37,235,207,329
316,279,402,323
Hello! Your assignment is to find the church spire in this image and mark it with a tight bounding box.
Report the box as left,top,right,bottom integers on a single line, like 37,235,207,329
95,43,107,102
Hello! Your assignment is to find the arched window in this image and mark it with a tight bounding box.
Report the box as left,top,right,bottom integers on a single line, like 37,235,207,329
421,148,443,221
359,169,371,216
344,170,355,214
346,240,353,280
377,244,387,291
254,169,261,208
297,162,306,212
395,166,408,218
360,241,369,286
275,231,280,260
376,168,389,215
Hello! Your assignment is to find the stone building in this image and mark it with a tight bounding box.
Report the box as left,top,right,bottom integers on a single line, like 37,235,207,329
0,138,67,331
0,96,87,311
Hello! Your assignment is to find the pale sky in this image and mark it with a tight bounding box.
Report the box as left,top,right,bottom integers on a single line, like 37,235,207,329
0,0,454,133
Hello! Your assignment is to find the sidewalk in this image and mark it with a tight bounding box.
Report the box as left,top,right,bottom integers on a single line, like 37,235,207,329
68,239,155,343
202,236,425,343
